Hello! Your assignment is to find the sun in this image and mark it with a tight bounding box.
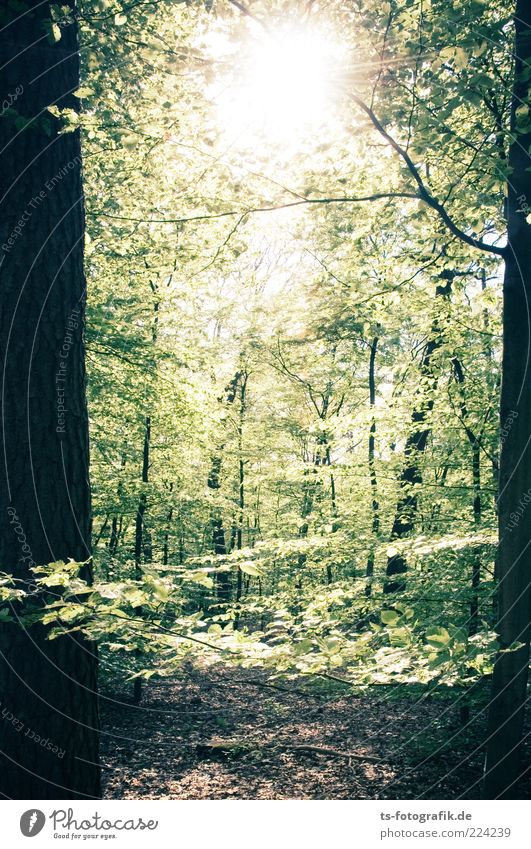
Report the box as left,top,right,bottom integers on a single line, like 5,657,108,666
209,24,343,148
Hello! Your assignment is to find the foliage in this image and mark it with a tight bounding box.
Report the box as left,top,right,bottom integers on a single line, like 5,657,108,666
2,0,512,702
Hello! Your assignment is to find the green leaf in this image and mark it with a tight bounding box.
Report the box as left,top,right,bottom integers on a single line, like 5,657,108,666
239,562,264,577
425,627,451,649
293,639,313,655
73,87,94,99
43,20,62,44
381,610,400,626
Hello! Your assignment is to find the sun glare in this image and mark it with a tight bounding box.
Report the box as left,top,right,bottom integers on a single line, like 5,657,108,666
210,26,342,147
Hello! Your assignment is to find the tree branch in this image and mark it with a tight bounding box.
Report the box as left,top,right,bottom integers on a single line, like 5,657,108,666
349,93,506,257
90,192,420,225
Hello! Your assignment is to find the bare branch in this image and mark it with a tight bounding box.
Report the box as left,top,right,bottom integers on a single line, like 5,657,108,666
90,192,420,225
348,93,506,257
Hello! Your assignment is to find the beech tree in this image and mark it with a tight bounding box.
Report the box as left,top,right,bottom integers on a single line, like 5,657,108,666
0,0,529,803
484,0,531,799
0,1,100,798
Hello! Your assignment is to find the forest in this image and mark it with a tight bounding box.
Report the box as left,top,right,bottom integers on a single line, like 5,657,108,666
0,0,530,803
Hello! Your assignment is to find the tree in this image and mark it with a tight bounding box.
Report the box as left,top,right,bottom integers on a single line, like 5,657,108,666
484,0,531,799
384,275,452,592
0,1,100,798
5,0,523,802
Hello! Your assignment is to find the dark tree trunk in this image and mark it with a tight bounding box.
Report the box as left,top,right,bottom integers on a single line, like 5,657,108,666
485,0,531,798
235,375,248,620
109,515,120,556
237,374,248,553
163,483,174,566
209,455,231,600
133,415,150,704
384,276,452,592
451,357,483,638
94,515,109,548
451,357,483,725
296,465,317,589
208,372,241,603
365,337,380,595
0,1,100,799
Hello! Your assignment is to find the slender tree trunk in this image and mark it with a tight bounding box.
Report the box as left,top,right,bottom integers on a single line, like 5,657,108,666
208,373,241,602
451,357,483,638
384,277,452,592
0,0,100,798
452,357,484,724
163,483,174,566
109,516,119,554
237,375,247,553
94,515,109,548
322,443,338,584
366,337,380,595
209,453,231,600
178,522,185,564
133,415,150,704
235,375,247,617
485,0,531,798
296,465,316,589
108,457,125,562
470,442,482,632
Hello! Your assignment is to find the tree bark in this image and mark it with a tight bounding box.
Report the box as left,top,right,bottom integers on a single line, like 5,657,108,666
485,0,531,798
0,1,100,798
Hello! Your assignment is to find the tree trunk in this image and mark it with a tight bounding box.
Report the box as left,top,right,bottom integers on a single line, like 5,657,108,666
0,1,100,798
485,0,531,798
235,375,248,617
109,516,120,555
451,357,483,638
366,336,380,595
133,415,150,704
208,372,241,603
384,276,452,592
163,483,174,566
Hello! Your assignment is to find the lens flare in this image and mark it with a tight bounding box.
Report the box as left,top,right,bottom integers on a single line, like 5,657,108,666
211,26,342,147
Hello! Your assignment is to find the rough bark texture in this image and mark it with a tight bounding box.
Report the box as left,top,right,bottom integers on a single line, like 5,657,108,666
485,0,531,799
0,2,100,798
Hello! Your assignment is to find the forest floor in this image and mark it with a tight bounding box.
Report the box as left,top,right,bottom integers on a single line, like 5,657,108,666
100,664,530,800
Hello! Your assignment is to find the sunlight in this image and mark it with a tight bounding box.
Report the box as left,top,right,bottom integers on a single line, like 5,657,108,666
211,25,342,147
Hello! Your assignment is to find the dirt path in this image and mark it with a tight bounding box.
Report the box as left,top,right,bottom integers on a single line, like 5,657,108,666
100,665,530,799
